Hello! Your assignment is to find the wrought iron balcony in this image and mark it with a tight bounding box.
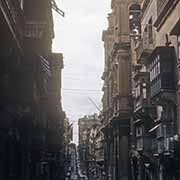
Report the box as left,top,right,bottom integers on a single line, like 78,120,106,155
24,21,46,39
148,47,176,98
0,0,24,49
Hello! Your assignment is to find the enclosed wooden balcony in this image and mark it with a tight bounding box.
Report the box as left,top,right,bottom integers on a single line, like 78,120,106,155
146,47,176,99
0,0,24,52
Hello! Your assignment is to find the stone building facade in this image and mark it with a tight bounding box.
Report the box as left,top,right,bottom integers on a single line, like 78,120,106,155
101,0,138,180
87,122,104,180
0,1,65,180
78,114,105,180
101,0,180,180
130,0,180,180
78,114,99,176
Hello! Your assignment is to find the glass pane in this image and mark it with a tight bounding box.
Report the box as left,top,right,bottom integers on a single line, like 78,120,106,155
142,88,147,99
178,35,180,43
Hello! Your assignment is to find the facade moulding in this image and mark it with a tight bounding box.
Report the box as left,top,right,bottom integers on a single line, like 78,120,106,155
154,0,179,31
111,42,131,58
141,0,152,20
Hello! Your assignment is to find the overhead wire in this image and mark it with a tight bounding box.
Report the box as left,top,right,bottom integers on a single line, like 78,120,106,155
62,88,102,92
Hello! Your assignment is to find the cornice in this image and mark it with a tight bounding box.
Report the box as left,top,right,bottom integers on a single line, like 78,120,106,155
154,0,179,31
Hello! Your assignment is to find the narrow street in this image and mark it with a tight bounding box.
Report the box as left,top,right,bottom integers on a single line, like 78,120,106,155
69,146,78,180
1,0,180,180
65,144,88,180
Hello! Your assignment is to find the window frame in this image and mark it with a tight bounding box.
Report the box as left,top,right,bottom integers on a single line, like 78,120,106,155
178,34,180,61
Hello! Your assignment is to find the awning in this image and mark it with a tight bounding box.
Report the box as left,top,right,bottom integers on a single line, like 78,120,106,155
149,124,161,133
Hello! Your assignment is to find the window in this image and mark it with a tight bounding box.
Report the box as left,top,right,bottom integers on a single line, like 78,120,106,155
142,83,147,99
142,88,147,99
156,105,163,121
157,125,164,138
129,4,141,35
148,18,153,44
178,35,180,61
135,84,141,98
150,55,161,82
137,138,143,150
157,61,160,74
144,26,147,33
177,36,180,88
157,141,164,154
150,47,175,97
136,126,143,137
150,69,152,81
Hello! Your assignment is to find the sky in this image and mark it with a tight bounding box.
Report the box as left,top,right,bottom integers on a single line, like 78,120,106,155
52,0,111,143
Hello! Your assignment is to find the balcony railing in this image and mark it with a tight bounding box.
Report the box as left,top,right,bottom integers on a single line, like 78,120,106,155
24,21,46,39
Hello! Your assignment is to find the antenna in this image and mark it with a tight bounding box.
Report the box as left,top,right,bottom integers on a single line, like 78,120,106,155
88,97,101,111
52,0,65,17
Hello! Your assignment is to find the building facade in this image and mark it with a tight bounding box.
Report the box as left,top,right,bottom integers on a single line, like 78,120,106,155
78,114,104,179
78,114,99,176
63,117,73,179
130,0,180,180
101,0,138,180
88,121,104,180
102,0,180,180
0,1,65,180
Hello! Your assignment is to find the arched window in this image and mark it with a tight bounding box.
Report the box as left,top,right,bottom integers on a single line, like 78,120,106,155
129,4,141,37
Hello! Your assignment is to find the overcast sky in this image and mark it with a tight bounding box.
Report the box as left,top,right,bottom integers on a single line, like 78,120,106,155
52,0,111,143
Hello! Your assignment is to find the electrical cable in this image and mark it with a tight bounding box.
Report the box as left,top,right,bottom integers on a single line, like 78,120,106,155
62,88,102,92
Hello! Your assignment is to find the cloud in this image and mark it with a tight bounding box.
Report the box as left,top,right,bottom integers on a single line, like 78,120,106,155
53,0,111,125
